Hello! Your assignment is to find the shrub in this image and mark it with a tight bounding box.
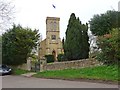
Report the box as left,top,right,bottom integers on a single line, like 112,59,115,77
57,54,64,62
45,55,54,63
96,28,120,64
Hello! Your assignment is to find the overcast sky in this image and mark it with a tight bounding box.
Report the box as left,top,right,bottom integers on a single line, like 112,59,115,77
11,0,119,40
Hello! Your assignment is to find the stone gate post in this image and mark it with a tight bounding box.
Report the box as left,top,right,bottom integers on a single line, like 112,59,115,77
27,57,32,71
40,57,47,72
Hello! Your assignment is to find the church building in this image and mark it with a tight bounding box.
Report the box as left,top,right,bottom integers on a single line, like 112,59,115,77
38,17,63,61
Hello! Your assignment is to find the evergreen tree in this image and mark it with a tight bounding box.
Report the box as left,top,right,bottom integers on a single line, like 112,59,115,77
2,24,40,65
64,13,76,60
62,37,64,46
64,13,90,60
89,10,120,36
81,23,90,58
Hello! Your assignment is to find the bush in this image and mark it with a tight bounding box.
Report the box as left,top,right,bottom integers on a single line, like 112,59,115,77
45,55,54,63
57,54,64,62
96,28,120,64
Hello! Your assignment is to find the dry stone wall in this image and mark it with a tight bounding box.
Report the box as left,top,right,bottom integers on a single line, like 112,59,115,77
17,63,28,70
42,59,102,71
16,58,102,72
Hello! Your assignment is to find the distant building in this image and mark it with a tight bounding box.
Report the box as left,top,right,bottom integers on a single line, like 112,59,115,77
118,1,120,11
38,17,63,61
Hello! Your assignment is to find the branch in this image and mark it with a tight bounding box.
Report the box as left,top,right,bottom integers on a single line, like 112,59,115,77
0,0,15,31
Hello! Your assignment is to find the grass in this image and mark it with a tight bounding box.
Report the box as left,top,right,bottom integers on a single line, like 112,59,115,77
12,68,30,75
33,65,119,82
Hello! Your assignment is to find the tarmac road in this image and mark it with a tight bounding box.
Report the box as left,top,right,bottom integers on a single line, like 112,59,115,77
2,75,118,88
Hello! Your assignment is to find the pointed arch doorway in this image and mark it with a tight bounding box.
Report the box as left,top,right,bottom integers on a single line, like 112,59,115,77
52,50,57,62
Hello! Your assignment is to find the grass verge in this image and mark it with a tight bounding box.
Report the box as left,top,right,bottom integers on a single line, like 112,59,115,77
33,65,118,82
12,68,30,75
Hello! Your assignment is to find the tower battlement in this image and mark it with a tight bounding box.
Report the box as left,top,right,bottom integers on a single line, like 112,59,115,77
39,17,63,61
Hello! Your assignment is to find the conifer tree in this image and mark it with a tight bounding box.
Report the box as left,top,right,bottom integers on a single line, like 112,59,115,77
64,13,90,60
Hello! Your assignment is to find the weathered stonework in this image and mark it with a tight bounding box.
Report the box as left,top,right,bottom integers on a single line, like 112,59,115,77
41,59,103,71
17,58,102,72
38,17,63,61
17,64,28,70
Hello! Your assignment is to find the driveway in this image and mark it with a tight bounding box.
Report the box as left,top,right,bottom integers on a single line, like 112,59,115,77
2,75,118,88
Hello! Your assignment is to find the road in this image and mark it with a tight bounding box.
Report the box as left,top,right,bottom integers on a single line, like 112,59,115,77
2,75,118,88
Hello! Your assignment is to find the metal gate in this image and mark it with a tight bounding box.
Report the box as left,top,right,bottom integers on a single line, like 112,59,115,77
31,61,40,72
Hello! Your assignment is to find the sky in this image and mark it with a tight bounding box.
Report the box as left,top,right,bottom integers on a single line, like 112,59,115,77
11,0,120,40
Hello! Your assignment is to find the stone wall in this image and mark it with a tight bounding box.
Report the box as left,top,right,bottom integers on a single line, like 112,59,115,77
17,58,32,71
42,59,102,71
16,58,102,72
17,63,28,70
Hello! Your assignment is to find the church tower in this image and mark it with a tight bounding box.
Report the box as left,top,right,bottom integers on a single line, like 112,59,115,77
39,17,63,61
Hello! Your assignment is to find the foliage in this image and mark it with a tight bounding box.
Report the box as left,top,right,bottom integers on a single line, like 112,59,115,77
62,37,64,47
110,28,120,60
33,65,118,82
2,24,40,65
45,55,54,63
31,54,38,61
96,28,120,64
64,13,90,60
89,10,120,36
90,10,120,64
0,35,1,63
57,54,64,62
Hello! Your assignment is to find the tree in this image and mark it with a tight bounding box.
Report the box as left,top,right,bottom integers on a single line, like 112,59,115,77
88,30,99,58
81,24,90,58
96,28,120,64
62,37,64,47
2,24,40,65
110,28,120,61
89,10,120,36
0,35,2,63
89,10,120,65
0,0,15,31
64,13,90,60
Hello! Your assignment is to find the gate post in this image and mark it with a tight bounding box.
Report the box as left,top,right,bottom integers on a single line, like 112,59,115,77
40,57,47,72
27,57,32,71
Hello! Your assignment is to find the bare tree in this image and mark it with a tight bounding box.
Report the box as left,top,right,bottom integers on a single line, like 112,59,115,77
88,29,99,58
0,0,15,33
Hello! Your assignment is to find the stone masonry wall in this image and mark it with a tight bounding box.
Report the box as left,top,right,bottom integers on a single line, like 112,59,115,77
43,59,102,71
17,63,28,70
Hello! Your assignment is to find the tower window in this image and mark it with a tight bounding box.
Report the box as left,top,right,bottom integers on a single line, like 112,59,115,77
51,35,56,40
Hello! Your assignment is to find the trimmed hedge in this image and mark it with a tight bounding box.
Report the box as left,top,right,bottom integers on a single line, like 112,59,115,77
57,54,64,62
45,55,54,63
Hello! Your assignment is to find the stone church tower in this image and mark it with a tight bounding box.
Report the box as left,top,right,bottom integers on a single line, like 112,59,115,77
38,17,63,61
